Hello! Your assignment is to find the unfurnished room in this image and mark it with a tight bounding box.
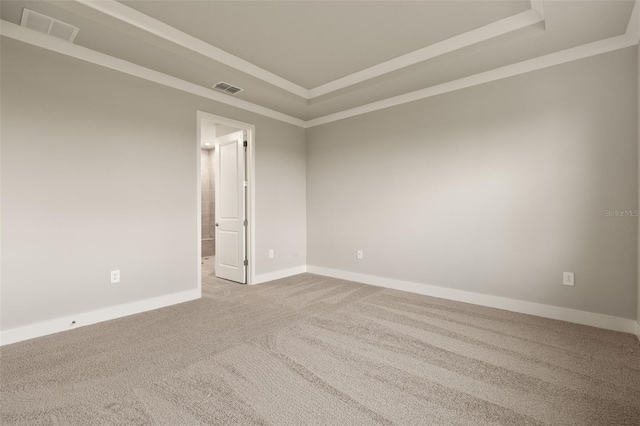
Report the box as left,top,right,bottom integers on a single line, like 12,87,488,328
1,0,640,424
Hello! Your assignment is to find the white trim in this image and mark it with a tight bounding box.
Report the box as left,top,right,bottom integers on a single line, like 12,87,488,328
636,321,640,341
197,112,256,285
308,9,544,98
248,127,256,285
307,266,638,334
530,0,546,23
0,289,200,346
196,116,203,295
0,20,306,128
253,265,308,285
627,0,640,43
77,0,309,99
76,0,546,100
306,34,636,128
1,7,637,130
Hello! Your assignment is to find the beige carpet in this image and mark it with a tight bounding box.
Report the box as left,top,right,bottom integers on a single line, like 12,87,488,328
1,272,640,425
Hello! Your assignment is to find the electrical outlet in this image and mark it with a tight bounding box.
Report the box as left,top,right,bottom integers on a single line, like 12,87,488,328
110,270,120,284
356,250,364,260
563,272,574,286
268,249,274,259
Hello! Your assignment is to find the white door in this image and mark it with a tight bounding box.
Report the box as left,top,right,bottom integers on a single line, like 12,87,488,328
214,130,246,284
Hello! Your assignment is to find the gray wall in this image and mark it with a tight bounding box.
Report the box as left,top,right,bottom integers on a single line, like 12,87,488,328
307,47,638,319
0,38,306,330
201,149,215,257
255,123,307,270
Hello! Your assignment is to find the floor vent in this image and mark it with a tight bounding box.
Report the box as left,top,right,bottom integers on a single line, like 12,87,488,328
213,82,243,95
20,8,79,43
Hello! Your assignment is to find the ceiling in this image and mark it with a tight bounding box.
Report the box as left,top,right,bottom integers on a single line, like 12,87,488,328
0,1,637,125
119,0,532,89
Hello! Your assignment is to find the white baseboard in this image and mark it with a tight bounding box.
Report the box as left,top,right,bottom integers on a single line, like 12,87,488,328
307,266,637,334
252,265,307,285
636,321,640,342
0,288,201,346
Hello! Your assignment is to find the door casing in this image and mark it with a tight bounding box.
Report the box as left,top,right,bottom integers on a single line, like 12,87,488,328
196,111,255,291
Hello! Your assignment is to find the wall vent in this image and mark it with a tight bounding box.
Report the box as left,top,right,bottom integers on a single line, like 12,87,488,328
213,82,243,95
20,8,79,43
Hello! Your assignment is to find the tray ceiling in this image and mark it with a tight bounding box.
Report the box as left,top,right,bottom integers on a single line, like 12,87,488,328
0,1,637,126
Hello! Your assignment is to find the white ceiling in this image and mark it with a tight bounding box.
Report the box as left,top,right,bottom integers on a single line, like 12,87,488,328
0,1,637,124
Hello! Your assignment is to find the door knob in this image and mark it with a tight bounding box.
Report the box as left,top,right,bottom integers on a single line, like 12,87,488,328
215,223,219,227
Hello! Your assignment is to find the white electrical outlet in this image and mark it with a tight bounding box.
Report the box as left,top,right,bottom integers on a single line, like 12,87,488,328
110,270,120,284
356,250,364,260
268,249,274,259
563,272,574,286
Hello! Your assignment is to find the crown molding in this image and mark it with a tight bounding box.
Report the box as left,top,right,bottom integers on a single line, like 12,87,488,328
0,20,306,128
1,3,637,131
306,33,637,128
308,8,544,98
76,0,310,99
530,0,546,28
73,0,545,100
627,0,640,43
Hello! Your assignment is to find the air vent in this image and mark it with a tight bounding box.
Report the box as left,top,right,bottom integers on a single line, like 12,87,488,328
213,81,243,95
20,8,79,43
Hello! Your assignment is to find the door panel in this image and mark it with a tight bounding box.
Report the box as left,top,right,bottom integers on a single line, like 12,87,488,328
218,230,238,263
219,143,239,218
214,131,246,284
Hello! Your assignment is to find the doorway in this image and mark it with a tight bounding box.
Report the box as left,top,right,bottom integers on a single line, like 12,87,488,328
197,111,255,288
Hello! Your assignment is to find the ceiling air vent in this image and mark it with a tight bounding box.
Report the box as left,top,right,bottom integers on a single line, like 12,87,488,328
20,8,79,43
213,82,243,95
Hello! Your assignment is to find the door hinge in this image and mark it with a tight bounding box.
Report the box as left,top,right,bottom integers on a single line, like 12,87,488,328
243,181,248,187
243,140,247,147
243,219,248,227
244,259,248,266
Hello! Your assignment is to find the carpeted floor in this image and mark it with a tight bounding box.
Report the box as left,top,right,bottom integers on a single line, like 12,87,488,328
1,271,640,425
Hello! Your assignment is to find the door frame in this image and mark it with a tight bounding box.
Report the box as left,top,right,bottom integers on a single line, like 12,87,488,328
196,111,256,291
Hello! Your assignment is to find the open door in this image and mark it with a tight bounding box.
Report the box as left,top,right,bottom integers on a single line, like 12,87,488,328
214,130,247,284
